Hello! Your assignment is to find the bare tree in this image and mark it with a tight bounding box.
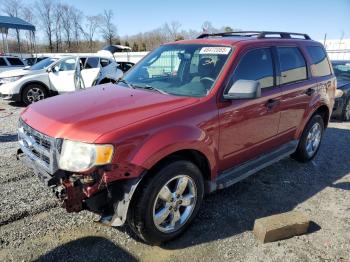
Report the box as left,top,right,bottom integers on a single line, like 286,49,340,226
36,0,54,52
22,5,36,53
100,9,117,45
163,21,181,41
2,0,23,52
53,4,63,52
71,7,83,50
61,4,73,51
83,15,102,52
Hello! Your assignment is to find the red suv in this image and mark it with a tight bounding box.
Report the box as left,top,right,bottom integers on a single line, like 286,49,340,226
17,31,336,244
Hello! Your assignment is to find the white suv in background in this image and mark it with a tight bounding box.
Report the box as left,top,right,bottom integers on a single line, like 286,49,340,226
0,55,123,105
0,56,26,73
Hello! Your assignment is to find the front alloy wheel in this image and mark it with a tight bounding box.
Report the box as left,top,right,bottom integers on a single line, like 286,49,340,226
128,160,204,244
153,175,197,233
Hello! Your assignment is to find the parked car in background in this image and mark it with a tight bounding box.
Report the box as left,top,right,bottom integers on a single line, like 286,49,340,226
331,60,350,120
0,55,123,105
17,31,335,244
23,56,49,66
117,61,135,72
0,55,26,73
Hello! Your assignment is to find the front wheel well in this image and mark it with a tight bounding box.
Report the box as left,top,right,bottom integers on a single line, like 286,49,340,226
20,82,49,100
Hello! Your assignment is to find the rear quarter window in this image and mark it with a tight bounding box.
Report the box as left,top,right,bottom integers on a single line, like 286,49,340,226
6,57,24,66
306,46,332,77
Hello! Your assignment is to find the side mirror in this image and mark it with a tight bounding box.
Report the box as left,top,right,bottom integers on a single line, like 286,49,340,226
224,80,261,99
47,67,52,73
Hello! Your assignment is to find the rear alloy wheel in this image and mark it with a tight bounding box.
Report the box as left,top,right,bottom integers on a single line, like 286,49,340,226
292,114,324,162
342,99,350,121
128,160,204,244
22,84,47,105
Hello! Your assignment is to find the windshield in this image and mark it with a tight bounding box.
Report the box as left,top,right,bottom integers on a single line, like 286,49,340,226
332,61,350,82
29,58,58,70
122,44,232,97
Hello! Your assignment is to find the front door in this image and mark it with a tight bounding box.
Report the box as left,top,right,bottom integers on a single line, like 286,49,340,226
49,57,77,93
81,57,101,88
218,47,282,170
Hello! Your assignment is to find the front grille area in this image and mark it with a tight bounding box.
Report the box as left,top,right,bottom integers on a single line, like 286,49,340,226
18,118,58,174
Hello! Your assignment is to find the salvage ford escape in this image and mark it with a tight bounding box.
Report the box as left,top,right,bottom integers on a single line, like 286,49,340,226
17,31,336,244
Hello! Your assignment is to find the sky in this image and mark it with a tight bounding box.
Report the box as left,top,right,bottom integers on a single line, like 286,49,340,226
27,0,350,40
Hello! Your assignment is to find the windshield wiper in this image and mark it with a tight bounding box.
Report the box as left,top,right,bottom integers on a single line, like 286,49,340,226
139,84,169,95
117,79,136,89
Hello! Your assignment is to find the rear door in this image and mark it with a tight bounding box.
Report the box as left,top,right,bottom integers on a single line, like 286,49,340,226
275,46,316,143
218,47,283,169
81,57,100,88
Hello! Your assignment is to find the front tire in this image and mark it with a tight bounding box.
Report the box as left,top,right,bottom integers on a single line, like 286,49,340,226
22,84,48,105
128,160,204,245
292,114,324,162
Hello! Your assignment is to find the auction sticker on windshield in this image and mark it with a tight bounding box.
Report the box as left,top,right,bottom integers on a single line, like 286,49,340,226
199,47,231,55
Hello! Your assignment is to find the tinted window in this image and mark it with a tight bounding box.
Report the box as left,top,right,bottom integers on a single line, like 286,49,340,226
0,58,6,66
277,47,307,84
7,57,24,66
306,46,331,77
100,58,111,67
332,62,350,82
85,57,99,69
230,48,274,89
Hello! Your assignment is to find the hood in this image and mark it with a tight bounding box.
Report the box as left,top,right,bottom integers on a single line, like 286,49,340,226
21,84,198,143
0,68,44,78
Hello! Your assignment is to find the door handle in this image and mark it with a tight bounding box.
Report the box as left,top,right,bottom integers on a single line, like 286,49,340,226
265,99,279,109
305,88,315,96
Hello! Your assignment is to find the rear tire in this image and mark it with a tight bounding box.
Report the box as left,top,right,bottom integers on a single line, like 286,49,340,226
292,114,324,162
342,98,350,121
22,84,48,105
127,160,204,245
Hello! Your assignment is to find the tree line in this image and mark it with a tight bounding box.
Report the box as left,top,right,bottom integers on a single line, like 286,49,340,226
1,0,237,53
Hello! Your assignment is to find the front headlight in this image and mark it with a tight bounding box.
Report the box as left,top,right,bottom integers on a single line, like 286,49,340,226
0,76,23,84
58,140,114,172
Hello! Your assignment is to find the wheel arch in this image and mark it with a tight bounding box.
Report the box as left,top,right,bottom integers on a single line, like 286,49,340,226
20,81,50,101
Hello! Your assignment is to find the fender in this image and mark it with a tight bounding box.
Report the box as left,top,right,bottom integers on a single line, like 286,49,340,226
130,125,218,179
20,80,50,95
294,100,331,140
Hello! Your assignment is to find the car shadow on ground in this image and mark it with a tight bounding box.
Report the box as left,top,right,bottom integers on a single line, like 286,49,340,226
156,126,350,249
36,236,137,262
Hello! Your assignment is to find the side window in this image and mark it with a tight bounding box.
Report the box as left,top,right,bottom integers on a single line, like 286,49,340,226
7,57,24,66
56,58,76,71
230,48,274,89
306,46,331,77
277,47,307,85
84,57,100,69
0,58,7,66
100,58,111,67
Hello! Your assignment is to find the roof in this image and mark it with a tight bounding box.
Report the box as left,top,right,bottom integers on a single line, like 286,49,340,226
0,16,35,31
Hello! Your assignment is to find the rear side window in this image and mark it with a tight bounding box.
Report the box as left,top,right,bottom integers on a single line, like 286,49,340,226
277,47,307,85
0,58,6,66
85,57,100,69
306,46,332,77
6,57,24,66
231,48,274,89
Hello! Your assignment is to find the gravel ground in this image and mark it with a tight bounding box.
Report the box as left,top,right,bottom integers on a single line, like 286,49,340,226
0,99,349,262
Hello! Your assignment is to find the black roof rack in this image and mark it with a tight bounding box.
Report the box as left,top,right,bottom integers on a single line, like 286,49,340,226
197,31,311,40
